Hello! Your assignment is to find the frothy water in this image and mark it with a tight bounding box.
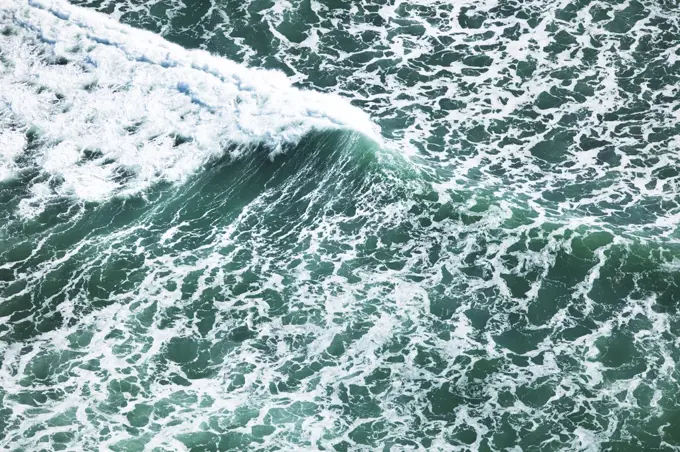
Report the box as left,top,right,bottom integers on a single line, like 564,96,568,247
2,0,680,450
0,0,378,216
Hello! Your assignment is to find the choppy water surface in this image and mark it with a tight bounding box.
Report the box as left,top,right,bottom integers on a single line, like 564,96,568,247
2,0,680,450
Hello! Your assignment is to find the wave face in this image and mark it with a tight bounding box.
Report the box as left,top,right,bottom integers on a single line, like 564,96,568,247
3,0,680,451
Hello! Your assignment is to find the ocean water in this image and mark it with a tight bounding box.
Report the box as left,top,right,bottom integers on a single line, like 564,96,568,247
1,0,680,450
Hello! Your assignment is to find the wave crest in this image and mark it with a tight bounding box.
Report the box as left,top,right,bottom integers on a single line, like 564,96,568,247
0,0,379,216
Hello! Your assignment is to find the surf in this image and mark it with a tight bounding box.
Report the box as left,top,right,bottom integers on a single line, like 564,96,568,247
0,0,381,218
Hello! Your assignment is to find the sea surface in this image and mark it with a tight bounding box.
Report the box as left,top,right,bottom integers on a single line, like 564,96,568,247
1,0,680,450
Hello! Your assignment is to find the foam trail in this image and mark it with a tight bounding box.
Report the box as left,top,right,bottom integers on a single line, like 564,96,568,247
0,0,380,215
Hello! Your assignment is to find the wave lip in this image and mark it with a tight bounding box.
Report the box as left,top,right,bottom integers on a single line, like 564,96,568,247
0,0,380,213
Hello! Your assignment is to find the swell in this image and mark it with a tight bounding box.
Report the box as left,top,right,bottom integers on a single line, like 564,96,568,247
3,128,680,449
0,129,389,340
3,122,680,450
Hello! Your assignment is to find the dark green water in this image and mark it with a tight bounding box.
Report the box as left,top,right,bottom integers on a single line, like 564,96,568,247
2,0,680,450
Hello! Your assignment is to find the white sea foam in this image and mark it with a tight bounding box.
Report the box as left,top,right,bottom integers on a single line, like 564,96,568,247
0,0,379,214
2,0,680,450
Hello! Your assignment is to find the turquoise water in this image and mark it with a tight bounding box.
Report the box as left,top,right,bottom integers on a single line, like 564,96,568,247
2,0,680,450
